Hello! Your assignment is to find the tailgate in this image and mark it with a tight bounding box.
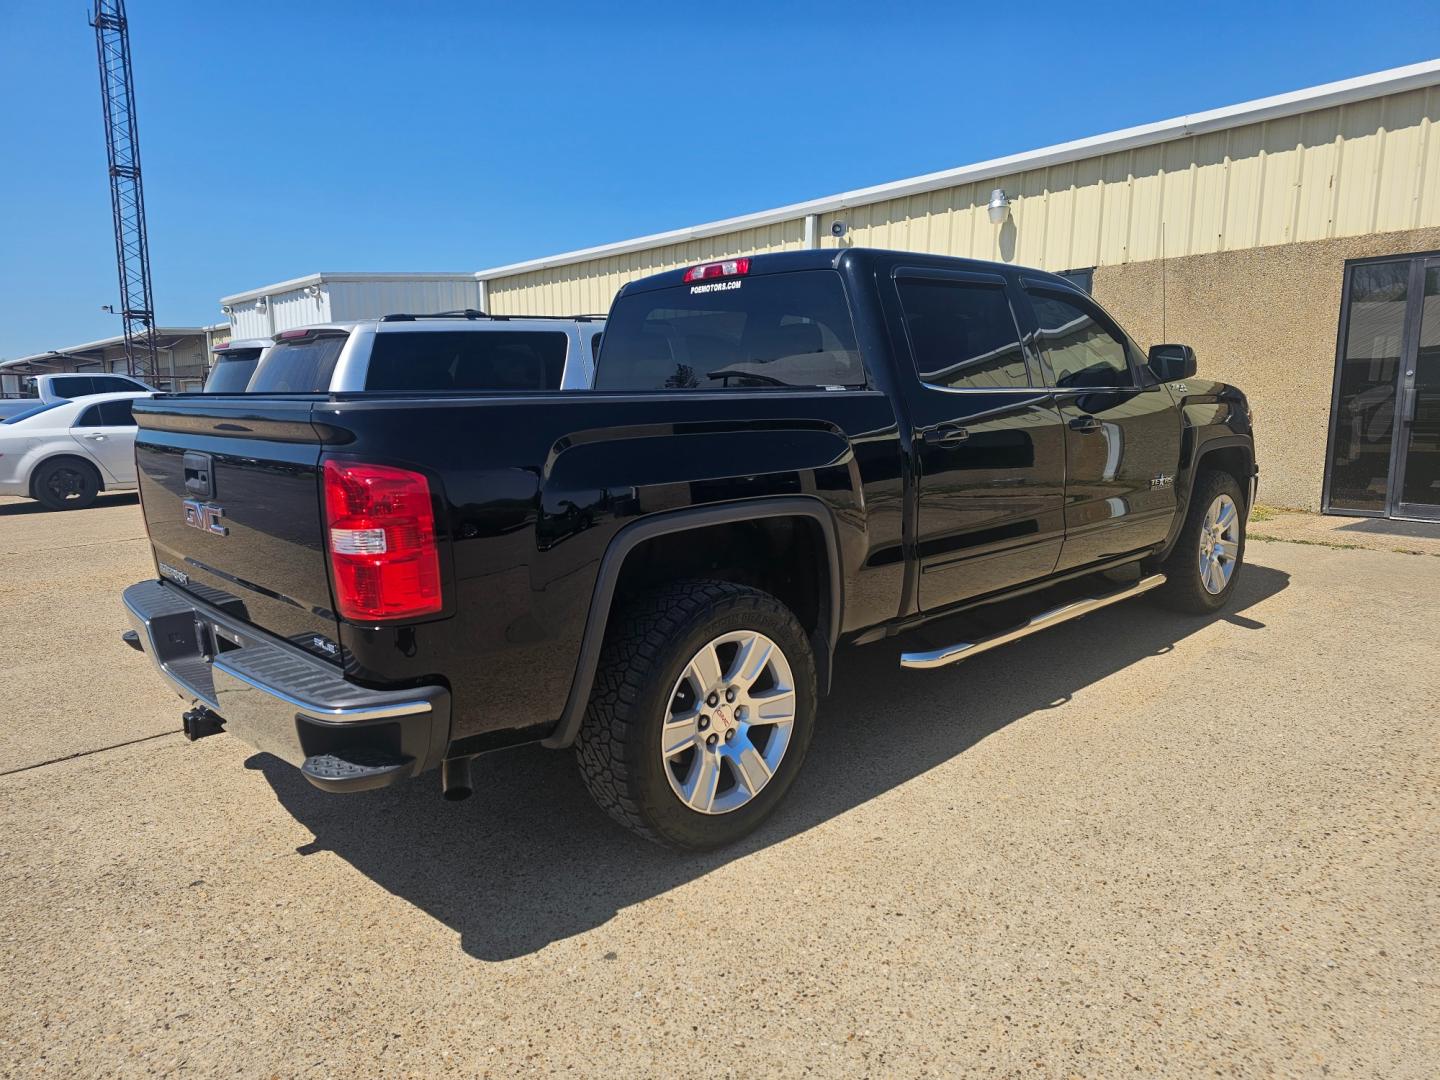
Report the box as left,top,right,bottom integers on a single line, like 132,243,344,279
133,396,343,664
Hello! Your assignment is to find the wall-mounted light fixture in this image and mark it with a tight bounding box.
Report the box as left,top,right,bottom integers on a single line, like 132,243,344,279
220,305,234,316
304,284,320,299
831,220,848,238
255,296,268,312
986,188,1011,225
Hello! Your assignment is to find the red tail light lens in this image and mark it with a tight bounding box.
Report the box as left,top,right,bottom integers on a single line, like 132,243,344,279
323,460,442,622
682,258,750,282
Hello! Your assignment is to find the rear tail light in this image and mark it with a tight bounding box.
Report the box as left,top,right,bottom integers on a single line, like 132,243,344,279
323,460,441,622
682,258,750,282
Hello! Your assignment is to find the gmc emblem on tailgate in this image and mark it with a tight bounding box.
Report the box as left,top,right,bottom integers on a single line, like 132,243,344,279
182,499,228,536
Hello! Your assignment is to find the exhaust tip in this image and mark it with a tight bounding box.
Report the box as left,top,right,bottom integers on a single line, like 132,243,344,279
441,756,474,802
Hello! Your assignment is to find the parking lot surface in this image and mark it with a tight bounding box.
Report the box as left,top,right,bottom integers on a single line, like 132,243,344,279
1,494,1436,1078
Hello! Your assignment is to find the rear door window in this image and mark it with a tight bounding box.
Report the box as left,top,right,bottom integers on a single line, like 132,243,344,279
92,376,139,393
248,334,348,392
50,376,95,399
896,277,1033,389
99,399,136,426
364,331,568,392
597,270,865,390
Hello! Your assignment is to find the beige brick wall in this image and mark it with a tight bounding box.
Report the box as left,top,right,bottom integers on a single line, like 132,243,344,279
1093,227,1440,510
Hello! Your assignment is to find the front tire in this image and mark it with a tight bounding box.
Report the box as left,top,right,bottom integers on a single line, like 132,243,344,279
575,580,817,850
32,458,102,511
1154,470,1246,613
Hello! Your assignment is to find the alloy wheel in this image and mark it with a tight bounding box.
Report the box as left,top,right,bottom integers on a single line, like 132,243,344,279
660,630,796,815
1198,493,1240,595
46,468,85,501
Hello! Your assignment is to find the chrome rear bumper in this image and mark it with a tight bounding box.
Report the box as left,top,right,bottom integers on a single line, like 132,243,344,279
122,579,449,791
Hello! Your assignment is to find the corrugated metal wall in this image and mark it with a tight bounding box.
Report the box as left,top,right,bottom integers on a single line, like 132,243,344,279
227,278,482,337
326,279,482,321
486,220,807,315
816,85,1440,266
229,286,326,337
483,84,1440,312
269,287,328,333
227,299,274,339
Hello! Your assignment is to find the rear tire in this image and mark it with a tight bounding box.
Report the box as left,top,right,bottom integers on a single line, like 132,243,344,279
1153,469,1246,614
32,458,101,511
575,580,817,850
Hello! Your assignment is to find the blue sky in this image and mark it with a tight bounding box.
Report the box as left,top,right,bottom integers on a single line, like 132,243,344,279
2,0,1438,359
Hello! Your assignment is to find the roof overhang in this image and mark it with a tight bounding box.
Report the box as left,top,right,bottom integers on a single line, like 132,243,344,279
1,328,208,373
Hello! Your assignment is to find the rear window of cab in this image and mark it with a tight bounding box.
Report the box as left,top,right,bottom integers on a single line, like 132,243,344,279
597,270,866,391
364,331,568,392
248,334,348,393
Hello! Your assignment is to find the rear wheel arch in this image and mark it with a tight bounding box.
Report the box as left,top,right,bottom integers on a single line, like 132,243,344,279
29,454,105,509
543,498,842,749
28,453,106,495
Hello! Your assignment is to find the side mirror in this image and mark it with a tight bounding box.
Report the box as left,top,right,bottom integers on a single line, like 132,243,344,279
1148,343,1197,382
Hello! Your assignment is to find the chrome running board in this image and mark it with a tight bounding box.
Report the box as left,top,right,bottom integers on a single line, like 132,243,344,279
899,573,1167,670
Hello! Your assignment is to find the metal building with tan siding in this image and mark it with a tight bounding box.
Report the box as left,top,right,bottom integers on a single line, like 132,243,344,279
476,60,1440,518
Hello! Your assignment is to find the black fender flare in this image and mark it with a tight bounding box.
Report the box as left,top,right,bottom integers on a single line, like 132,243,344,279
543,496,843,749
1189,433,1256,500
1161,433,1256,559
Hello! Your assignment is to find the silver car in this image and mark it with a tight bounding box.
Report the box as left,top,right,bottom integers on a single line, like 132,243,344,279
0,391,150,509
242,314,605,394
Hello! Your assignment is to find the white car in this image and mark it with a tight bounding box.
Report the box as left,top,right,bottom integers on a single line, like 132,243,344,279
0,372,154,420
0,391,149,510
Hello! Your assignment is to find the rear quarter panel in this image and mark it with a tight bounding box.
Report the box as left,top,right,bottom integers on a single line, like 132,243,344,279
317,389,902,743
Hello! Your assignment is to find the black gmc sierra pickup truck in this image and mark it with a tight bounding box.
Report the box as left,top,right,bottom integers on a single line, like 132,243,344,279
122,248,1256,850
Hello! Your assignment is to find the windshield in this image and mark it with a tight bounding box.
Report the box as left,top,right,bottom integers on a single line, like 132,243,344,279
2,401,64,424
204,349,264,393
597,270,865,391
247,334,348,392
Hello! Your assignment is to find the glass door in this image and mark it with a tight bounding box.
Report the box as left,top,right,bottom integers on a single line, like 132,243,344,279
1325,253,1440,520
1394,260,1440,520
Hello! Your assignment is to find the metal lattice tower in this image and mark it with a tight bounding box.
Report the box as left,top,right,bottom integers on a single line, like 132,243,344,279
91,0,157,379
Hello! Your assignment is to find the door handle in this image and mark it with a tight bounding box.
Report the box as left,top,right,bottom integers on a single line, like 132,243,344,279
1068,415,1101,434
86,434,107,441
921,424,970,447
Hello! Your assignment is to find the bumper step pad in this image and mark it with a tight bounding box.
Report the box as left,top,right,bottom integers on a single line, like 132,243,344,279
124,579,449,792
301,748,414,793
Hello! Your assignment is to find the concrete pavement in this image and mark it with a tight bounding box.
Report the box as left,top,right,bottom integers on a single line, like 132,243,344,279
1,494,1436,1078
